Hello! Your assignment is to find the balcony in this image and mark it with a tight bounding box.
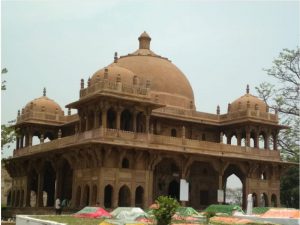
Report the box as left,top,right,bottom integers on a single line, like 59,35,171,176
13,127,281,162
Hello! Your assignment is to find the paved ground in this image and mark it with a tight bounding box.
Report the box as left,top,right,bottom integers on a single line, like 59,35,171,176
235,215,300,225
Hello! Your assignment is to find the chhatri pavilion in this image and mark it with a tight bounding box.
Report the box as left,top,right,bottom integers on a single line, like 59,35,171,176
4,32,289,212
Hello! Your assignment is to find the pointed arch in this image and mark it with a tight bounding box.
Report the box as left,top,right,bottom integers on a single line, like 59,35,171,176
118,185,131,207
135,186,144,208
83,185,90,206
104,185,113,208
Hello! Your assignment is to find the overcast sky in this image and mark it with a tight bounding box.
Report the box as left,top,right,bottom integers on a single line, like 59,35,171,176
1,1,299,184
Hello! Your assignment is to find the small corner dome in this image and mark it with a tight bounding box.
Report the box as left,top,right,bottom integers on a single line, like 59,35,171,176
229,87,267,113
24,95,64,116
90,63,135,86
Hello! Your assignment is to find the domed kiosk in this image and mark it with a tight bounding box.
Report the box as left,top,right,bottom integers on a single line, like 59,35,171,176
228,85,268,113
17,88,64,125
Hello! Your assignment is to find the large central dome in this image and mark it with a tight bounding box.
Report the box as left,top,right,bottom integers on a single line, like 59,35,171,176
116,32,195,109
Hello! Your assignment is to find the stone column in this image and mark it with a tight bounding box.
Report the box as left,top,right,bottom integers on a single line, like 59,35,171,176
112,187,118,208
94,109,99,129
16,137,20,150
28,133,33,146
25,177,31,207
101,108,108,129
227,135,231,144
254,134,259,148
37,172,44,207
25,134,29,147
246,130,250,147
85,116,89,131
20,135,24,148
145,114,150,133
132,111,137,132
264,134,270,150
116,108,122,130
55,170,63,201
237,133,242,146
273,134,278,150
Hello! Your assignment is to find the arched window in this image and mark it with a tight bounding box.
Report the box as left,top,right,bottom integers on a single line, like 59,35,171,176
171,129,177,137
122,158,130,169
121,109,132,131
261,172,267,180
107,108,116,129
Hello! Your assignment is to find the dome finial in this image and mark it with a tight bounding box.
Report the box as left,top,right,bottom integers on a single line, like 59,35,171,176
114,52,118,63
138,31,151,50
246,84,250,94
43,87,46,96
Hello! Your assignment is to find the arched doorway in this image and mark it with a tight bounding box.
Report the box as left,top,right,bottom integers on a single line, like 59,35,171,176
271,194,277,207
252,192,258,207
104,185,113,208
118,185,131,207
83,185,90,206
43,161,55,207
225,174,243,206
29,169,38,207
168,180,179,200
60,159,73,202
223,164,246,209
135,186,144,208
260,193,268,207
153,158,181,201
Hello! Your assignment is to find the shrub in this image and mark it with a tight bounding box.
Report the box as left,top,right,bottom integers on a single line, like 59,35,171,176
204,204,244,216
152,196,179,225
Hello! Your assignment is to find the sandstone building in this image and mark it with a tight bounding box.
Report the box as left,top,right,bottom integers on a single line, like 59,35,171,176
4,32,288,211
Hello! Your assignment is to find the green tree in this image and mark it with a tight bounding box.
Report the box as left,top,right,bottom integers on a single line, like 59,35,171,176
152,196,179,225
1,68,8,90
1,67,16,155
256,47,299,208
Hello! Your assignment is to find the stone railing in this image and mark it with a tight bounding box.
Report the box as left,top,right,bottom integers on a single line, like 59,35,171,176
17,112,79,124
17,112,65,124
219,110,278,122
13,127,281,161
154,107,278,123
79,79,150,99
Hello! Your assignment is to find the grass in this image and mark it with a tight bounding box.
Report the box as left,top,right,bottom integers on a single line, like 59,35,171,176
252,207,271,214
33,215,104,225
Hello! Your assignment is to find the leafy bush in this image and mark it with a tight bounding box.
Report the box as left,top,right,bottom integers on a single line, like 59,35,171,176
152,196,179,225
204,204,244,217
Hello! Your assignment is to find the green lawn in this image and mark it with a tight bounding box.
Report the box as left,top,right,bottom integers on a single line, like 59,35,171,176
33,215,104,225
